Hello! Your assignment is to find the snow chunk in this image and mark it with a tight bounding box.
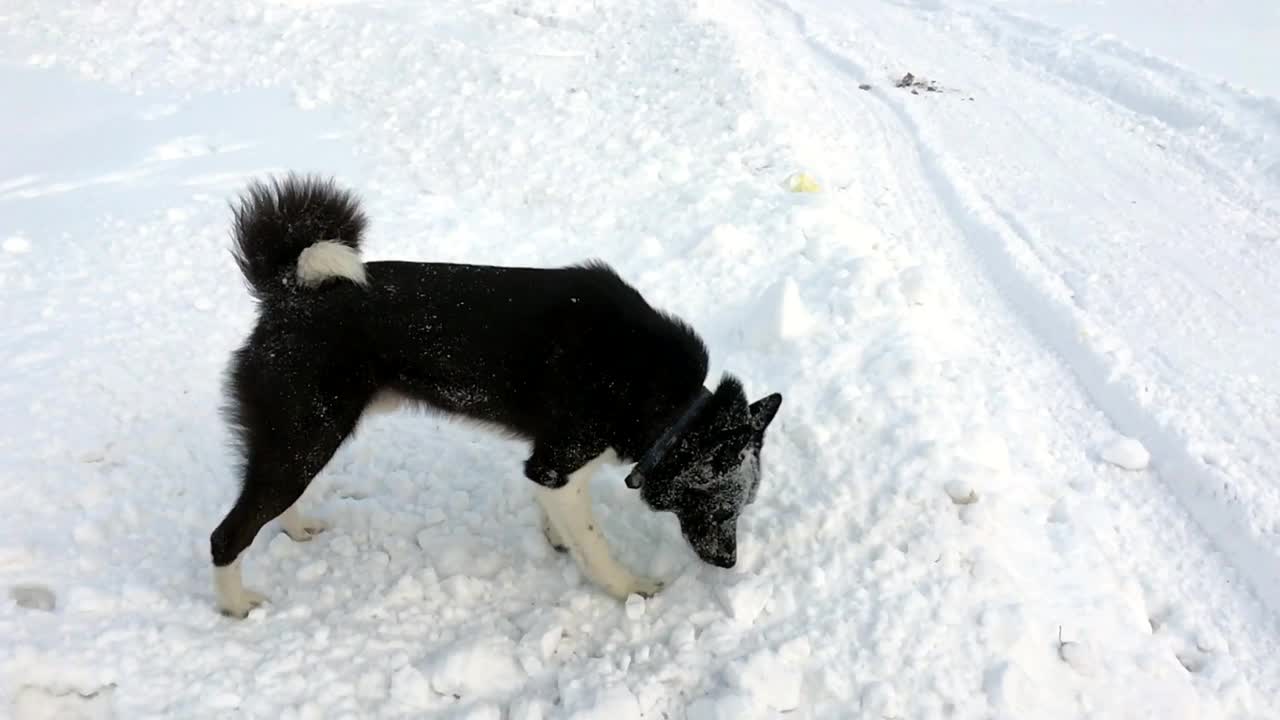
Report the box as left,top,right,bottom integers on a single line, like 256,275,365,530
944,478,979,505
521,617,564,661
390,665,433,709
420,508,447,526
961,429,1011,474
724,649,802,712
778,636,812,663
296,560,328,582
716,576,773,626
457,704,502,720
13,684,115,720
625,593,646,620
701,223,755,254
978,603,1028,653
1101,435,1150,470
898,265,933,305
1058,637,1097,676
744,276,814,346
356,670,387,700
983,662,1039,715
859,681,900,717
509,697,550,720
432,538,504,578
686,690,761,720
427,636,526,699
564,684,642,720
3,235,32,254
1195,629,1226,654
637,235,664,258
386,574,426,605
699,620,742,657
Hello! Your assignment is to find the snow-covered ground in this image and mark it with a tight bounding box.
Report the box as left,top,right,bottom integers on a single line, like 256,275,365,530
2,0,1278,717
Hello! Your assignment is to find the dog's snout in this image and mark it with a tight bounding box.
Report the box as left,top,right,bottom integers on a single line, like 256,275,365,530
711,553,736,569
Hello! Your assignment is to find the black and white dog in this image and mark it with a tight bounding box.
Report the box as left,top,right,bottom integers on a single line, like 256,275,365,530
209,174,782,618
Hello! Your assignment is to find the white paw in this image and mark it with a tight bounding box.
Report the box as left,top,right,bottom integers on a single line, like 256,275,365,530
219,587,267,619
283,516,329,542
609,576,665,600
542,521,568,553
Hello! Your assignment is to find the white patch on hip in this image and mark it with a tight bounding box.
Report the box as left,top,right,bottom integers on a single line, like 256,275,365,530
297,240,366,287
364,388,409,416
535,449,664,600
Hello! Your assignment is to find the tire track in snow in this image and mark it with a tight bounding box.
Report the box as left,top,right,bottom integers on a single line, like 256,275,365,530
767,0,1280,617
958,5,1280,224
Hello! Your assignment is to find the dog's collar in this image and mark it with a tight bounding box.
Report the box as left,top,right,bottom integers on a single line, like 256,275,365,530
624,387,713,489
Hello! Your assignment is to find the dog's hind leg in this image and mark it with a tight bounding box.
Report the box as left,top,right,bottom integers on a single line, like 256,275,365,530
535,452,665,600
280,505,330,542
209,409,360,618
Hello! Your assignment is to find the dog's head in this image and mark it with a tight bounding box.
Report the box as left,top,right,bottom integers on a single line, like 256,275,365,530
630,375,782,569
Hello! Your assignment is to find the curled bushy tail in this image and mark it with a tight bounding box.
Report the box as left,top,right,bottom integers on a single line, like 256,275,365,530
230,173,369,300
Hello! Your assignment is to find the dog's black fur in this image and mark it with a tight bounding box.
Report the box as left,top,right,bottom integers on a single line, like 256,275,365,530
209,174,782,611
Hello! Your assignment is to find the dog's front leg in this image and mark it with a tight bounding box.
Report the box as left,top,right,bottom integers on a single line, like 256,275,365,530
529,449,665,600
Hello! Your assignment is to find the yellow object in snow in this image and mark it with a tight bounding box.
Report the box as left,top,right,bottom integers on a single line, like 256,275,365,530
784,172,821,193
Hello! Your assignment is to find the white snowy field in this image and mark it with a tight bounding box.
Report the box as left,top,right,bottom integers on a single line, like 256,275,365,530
2,0,1278,717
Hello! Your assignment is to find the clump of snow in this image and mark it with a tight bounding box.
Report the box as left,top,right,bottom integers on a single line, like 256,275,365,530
742,276,814,346
699,223,755,255
624,593,646,620
898,265,933,305
13,685,116,720
423,535,505,578
456,704,502,720
295,559,328,582
520,615,564,662
983,662,1040,716
1059,635,1098,676
508,697,550,720
715,575,773,626
390,665,433,709
426,636,527,699
944,478,979,505
1101,435,1151,470
563,684,642,720
961,429,1012,475
724,648,803,712
686,690,760,720
978,603,1029,653
859,681,901,717
4,234,32,254
356,669,387,700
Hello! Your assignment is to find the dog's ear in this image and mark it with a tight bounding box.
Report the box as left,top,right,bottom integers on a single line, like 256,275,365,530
747,393,782,434
710,374,749,425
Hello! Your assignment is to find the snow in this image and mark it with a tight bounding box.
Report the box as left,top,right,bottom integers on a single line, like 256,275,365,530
2,0,1280,718
1101,435,1153,471
3,235,32,255
715,575,773,626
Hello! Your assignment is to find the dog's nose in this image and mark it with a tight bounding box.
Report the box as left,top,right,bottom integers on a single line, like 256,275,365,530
712,553,736,569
